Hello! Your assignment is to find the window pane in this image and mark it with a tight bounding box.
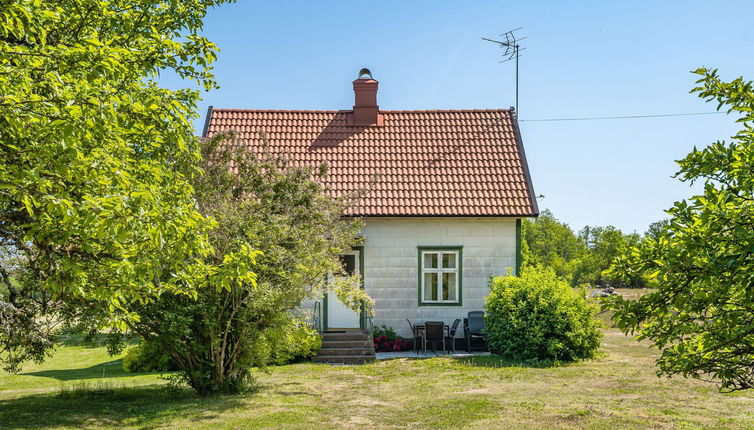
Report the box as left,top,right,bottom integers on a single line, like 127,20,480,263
442,273,457,301
339,254,357,276
442,253,456,269
423,253,438,269
424,273,438,301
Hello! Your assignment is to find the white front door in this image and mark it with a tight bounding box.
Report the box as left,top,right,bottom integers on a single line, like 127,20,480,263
326,250,361,329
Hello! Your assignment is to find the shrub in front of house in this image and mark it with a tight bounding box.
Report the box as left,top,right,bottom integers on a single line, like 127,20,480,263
485,268,603,362
261,315,322,365
122,341,178,373
373,325,412,352
124,315,321,372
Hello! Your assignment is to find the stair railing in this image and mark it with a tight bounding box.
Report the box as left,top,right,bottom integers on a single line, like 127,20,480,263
365,314,374,338
313,301,322,332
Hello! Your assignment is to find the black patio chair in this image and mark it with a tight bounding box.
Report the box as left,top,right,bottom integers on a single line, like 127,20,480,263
464,311,485,352
446,318,462,353
423,321,446,355
406,319,423,353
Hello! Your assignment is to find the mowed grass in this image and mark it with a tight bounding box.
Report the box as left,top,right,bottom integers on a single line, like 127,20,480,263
2,329,754,429
589,288,652,328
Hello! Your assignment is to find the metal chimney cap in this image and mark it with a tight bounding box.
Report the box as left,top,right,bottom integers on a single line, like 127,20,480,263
358,68,373,79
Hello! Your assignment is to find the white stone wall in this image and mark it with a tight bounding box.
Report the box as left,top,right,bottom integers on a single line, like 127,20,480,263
362,217,517,339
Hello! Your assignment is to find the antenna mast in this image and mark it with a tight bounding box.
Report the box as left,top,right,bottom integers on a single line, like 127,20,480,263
482,27,526,114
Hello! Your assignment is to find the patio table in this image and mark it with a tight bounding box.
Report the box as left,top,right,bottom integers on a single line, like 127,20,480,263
414,322,450,354
413,323,449,333
412,323,450,342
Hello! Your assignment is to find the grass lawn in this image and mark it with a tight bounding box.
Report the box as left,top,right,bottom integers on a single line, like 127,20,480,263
590,288,650,328
2,328,754,429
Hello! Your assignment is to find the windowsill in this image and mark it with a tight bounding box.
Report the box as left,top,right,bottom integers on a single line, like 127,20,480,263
418,302,463,307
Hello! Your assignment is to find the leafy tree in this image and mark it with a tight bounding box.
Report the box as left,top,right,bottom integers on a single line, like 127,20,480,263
578,226,644,287
521,210,588,282
590,228,641,272
522,211,632,286
610,69,754,391
522,210,646,287
123,135,367,395
1,0,230,371
644,219,671,240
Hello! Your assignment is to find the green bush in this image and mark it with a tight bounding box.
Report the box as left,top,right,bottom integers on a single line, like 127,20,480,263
261,315,322,366
372,324,398,341
122,341,178,373
485,268,603,362
123,316,320,373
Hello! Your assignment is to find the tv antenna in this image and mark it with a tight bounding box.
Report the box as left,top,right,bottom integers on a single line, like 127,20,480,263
482,27,526,114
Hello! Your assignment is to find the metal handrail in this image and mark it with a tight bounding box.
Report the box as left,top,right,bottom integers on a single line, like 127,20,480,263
313,301,322,332
365,314,374,337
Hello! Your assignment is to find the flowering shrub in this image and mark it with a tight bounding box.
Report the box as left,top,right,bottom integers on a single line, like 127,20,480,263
372,325,412,352
373,335,412,352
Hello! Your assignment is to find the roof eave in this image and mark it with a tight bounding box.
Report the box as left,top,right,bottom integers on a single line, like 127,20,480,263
201,105,213,138
511,110,540,217
341,213,539,218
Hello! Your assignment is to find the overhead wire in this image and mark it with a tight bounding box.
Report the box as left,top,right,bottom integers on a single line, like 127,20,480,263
519,111,725,122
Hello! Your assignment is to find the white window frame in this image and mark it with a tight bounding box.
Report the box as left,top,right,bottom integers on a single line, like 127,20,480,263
419,249,460,305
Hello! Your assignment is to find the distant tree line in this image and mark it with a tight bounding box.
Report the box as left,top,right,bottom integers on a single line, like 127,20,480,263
521,210,665,288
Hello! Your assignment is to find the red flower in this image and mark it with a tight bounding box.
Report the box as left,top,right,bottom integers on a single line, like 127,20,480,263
393,344,401,352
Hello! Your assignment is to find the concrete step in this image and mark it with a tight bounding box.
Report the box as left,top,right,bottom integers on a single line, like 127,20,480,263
313,355,376,365
316,331,375,364
320,340,373,349
316,347,375,357
321,332,371,342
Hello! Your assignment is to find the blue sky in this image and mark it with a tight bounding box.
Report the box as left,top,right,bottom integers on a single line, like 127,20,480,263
172,1,754,234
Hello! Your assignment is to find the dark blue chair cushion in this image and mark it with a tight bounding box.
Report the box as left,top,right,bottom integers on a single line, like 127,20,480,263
467,311,485,335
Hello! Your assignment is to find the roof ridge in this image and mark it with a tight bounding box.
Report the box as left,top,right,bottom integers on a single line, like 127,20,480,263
210,109,343,113
380,109,512,113
210,108,512,114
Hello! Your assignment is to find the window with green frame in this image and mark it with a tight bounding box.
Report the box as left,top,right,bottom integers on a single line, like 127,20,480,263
418,247,462,305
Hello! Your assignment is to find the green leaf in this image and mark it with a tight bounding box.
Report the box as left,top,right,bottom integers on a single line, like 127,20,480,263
22,195,33,216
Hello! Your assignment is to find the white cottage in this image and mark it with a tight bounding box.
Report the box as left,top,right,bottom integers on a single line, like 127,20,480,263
202,69,538,350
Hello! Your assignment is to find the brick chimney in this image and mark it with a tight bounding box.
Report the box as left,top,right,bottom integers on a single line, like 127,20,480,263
349,68,383,126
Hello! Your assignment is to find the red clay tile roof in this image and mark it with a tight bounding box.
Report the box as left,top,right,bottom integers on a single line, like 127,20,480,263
203,108,538,217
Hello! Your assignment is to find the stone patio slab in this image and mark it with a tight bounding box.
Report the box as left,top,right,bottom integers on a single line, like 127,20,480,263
375,350,492,360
